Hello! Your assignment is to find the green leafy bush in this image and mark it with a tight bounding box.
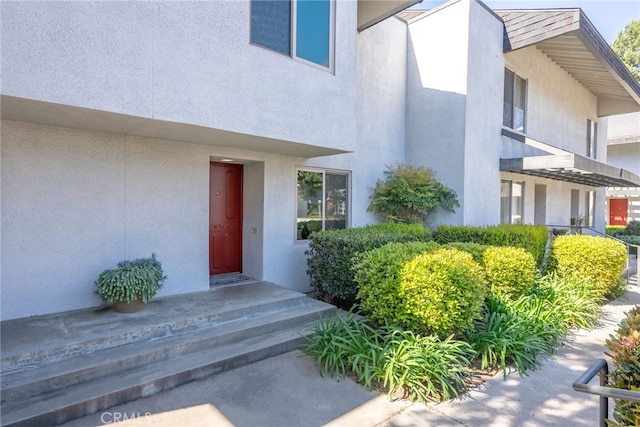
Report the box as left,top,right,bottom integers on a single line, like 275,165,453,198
367,163,459,224
466,297,558,377
546,235,627,297
482,246,537,300
355,241,440,321
305,223,431,307
617,220,640,236
616,235,640,255
431,224,548,267
605,305,640,427
442,242,488,264
532,273,603,330
95,253,166,303
303,313,474,402
606,225,626,236
398,249,486,337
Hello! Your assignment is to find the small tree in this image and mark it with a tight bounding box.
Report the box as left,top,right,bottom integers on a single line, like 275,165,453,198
367,164,459,223
611,20,640,81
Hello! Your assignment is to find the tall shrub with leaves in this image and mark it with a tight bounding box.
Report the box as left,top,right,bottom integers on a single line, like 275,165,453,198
605,306,640,427
546,235,627,297
367,164,459,224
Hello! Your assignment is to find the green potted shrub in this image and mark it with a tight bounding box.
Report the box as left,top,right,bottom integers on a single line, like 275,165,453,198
95,253,166,313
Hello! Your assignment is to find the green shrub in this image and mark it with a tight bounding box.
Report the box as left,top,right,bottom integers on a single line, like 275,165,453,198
355,241,441,321
617,220,640,236
482,246,537,300
95,253,165,304
605,305,640,427
367,163,459,224
546,235,627,297
532,273,603,330
606,225,626,236
305,223,431,307
397,249,486,337
303,313,474,402
616,235,640,256
442,242,488,264
431,224,548,267
466,297,559,377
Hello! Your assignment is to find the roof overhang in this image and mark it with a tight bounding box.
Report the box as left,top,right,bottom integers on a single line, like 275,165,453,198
357,0,423,31
496,9,640,116
0,95,349,158
500,129,640,187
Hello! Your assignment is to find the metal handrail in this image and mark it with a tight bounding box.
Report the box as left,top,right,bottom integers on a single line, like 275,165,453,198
573,358,640,427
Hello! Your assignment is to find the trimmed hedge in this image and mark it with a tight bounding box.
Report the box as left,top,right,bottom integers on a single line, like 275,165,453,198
355,241,441,326
305,223,431,306
442,242,488,264
546,235,627,297
431,224,548,267
483,246,537,300
357,247,486,338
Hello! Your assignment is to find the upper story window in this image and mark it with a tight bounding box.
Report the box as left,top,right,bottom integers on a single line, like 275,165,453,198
296,169,349,240
250,0,334,70
586,119,597,159
503,69,527,132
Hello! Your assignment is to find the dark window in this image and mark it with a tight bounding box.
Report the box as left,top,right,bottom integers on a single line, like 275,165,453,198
503,69,527,132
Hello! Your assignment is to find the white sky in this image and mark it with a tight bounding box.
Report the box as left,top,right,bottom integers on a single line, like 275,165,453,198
412,0,640,43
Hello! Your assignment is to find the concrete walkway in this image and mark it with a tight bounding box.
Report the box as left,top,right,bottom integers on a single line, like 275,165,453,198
61,278,639,427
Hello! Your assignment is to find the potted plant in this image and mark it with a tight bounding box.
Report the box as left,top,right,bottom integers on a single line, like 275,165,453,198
95,253,166,313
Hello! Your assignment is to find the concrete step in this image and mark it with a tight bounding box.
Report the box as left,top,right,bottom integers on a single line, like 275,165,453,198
0,283,336,427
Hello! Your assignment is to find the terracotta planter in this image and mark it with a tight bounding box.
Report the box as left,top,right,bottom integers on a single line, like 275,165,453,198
113,298,145,313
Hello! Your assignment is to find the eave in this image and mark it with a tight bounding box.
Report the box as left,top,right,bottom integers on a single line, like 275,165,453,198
357,0,423,31
497,9,640,117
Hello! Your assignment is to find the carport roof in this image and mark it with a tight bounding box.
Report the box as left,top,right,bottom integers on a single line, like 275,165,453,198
500,129,640,188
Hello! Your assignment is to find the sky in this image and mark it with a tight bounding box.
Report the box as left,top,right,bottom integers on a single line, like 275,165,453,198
411,0,640,43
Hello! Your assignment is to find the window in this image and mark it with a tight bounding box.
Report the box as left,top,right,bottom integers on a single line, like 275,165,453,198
503,69,527,132
296,169,349,240
501,180,524,224
250,0,334,69
585,190,596,227
587,119,597,159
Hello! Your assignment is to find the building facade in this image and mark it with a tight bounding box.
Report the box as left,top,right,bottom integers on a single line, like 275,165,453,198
607,112,640,225
2,0,639,320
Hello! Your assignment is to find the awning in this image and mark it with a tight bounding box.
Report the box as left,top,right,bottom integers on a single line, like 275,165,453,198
500,129,640,187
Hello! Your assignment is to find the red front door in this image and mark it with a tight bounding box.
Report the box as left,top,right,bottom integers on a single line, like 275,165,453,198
209,162,243,276
609,198,628,226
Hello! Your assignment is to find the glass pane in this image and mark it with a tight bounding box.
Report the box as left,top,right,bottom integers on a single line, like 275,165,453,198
585,191,596,227
513,75,526,132
503,69,514,128
295,0,330,67
500,180,511,224
325,173,347,231
297,171,323,240
250,0,291,56
511,182,523,224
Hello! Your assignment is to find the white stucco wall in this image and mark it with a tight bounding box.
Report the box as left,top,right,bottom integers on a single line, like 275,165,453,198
462,1,504,226
0,0,358,153
1,120,324,320
405,0,470,226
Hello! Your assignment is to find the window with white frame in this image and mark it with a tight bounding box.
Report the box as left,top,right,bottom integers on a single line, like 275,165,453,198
585,190,596,227
250,0,334,70
503,69,527,132
296,169,349,240
501,180,524,224
586,119,597,159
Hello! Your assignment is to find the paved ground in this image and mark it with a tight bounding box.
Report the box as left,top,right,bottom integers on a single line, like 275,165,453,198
61,277,639,427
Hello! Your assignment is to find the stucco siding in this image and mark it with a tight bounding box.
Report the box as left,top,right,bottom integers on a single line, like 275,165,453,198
504,46,599,156
405,0,470,225
1,1,358,153
463,0,504,226
0,120,315,320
